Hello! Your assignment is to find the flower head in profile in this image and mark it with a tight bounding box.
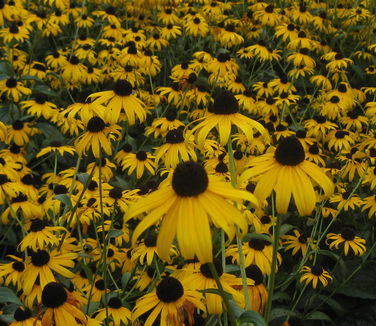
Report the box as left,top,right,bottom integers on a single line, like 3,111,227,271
240,136,334,216
126,161,258,263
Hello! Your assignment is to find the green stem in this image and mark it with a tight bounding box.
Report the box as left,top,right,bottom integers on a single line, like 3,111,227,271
264,195,281,322
208,262,237,326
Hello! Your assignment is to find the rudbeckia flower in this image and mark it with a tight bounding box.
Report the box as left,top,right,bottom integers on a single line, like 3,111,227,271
126,161,258,263
94,297,132,326
22,249,78,295
181,259,248,315
132,276,205,326
0,78,31,102
0,255,25,291
74,117,121,158
326,227,366,256
10,307,41,326
300,265,333,288
41,282,87,326
36,141,76,158
189,90,267,147
240,136,334,216
154,128,197,169
88,79,147,125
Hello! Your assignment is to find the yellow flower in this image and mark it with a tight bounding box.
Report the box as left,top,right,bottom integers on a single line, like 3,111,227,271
126,161,257,263
241,136,334,216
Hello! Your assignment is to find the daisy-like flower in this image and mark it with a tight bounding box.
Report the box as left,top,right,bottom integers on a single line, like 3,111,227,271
240,136,334,216
300,265,333,288
94,297,131,326
234,264,268,314
120,150,156,179
362,195,376,218
0,255,25,291
18,219,66,251
227,237,281,275
189,90,267,147
36,140,76,158
41,282,87,326
181,259,247,315
74,117,121,158
281,229,313,256
20,94,57,120
326,227,366,256
10,307,41,326
126,161,258,263
132,276,205,326
0,78,31,102
22,249,77,295
154,128,197,169
88,79,147,125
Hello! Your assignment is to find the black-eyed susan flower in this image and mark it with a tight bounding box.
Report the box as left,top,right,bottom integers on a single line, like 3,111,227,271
0,255,25,291
184,14,209,37
89,79,147,125
0,78,31,102
154,128,197,169
300,265,333,289
190,90,267,147
326,228,366,256
281,229,313,256
36,141,76,158
120,150,156,179
234,264,268,314
41,282,87,326
22,249,77,295
10,307,41,326
240,136,334,216
74,117,121,158
227,237,281,275
18,219,65,252
61,55,87,84
126,161,258,263
181,259,246,315
132,276,205,326
94,296,131,326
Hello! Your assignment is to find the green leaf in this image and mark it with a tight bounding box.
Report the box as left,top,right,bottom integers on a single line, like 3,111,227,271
271,308,301,321
77,173,91,185
108,229,124,238
54,194,72,208
243,233,272,243
237,310,267,326
0,287,22,305
32,84,59,97
306,311,333,322
228,298,245,319
21,75,43,82
337,261,376,299
121,272,132,288
279,224,295,236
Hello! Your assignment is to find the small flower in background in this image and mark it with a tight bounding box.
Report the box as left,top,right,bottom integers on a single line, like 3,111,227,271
94,296,131,326
74,116,121,158
300,264,333,288
326,227,366,256
281,229,314,256
190,90,267,147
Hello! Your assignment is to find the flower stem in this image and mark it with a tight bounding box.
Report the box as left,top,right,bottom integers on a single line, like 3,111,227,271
264,195,281,322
